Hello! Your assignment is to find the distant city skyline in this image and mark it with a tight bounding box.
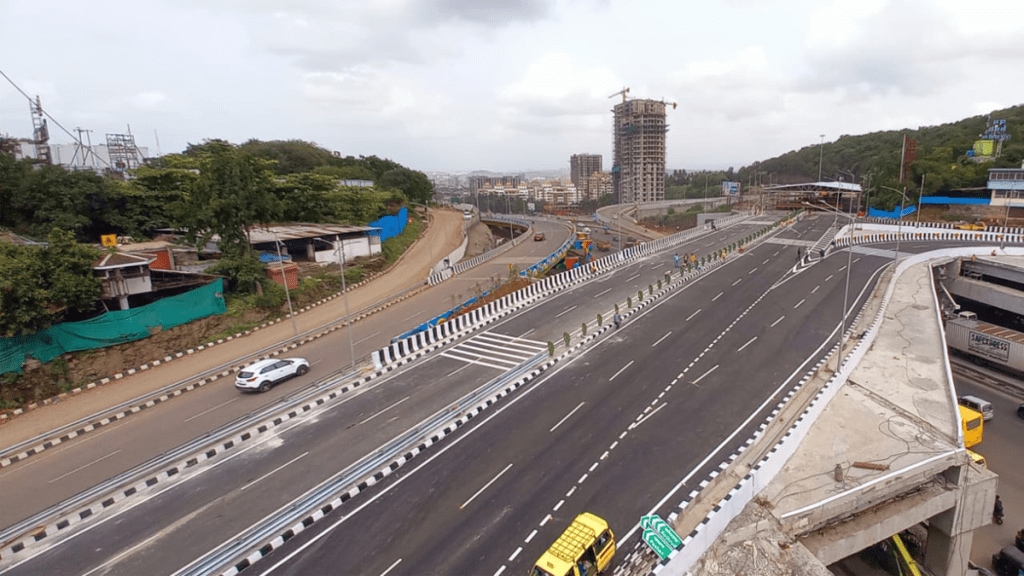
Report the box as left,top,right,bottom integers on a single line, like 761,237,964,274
2,0,1022,173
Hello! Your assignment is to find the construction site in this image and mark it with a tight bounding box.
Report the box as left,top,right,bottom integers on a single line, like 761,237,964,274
610,87,676,205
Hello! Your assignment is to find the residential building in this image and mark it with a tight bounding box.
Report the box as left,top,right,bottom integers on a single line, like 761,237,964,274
988,163,1024,209
612,99,669,204
585,171,612,201
570,154,602,197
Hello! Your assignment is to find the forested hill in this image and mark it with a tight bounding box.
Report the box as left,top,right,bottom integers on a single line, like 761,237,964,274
736,104,1024,209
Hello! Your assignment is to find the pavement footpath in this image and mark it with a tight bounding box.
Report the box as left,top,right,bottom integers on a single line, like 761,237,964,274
0,209,468,447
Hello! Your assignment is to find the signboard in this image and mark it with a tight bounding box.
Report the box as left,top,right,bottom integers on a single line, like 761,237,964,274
968,330,1010,363
640,515,682,560
527,202,536,212
101,234,118,247
721,181,740,196
973,140,995,157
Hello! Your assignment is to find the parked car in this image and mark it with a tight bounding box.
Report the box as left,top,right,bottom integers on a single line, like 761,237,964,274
235,358,310,393
534,232,545,241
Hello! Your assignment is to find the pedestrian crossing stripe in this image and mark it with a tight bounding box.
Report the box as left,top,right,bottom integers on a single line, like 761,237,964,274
441,331,546,370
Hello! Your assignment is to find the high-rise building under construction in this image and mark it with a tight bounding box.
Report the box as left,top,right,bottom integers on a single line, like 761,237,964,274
612,99,669,204
570,153,602,192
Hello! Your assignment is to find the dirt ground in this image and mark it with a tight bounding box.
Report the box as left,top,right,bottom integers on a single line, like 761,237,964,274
463,221,495,259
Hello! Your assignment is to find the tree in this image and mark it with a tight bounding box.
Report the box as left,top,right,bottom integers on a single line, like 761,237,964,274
176,141,279,254
376,167,433,204
0,229,101,337
273,173,337,222
239,139,336,174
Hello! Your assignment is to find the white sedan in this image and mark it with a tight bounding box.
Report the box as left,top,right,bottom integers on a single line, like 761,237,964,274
235,358,310,393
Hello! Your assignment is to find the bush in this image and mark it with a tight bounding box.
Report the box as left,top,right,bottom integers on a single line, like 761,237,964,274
254,280,287,309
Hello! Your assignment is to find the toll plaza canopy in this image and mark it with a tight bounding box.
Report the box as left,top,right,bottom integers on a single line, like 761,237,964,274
764,181,862,193
763,181,862,212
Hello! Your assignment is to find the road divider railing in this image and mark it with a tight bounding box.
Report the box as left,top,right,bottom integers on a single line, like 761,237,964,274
0,361,395,567
858,217,1024,235
833,224,1024,249
641,245,1023,576
375,214,770,371
184,213,778,576
0,277,433,470
427,215,536,285
175,352,548,576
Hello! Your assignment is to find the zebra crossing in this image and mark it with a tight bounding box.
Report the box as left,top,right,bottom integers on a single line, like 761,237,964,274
849,245,898,259
441,331,547,370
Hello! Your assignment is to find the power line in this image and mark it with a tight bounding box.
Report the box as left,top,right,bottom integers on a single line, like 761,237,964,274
0,68,111,167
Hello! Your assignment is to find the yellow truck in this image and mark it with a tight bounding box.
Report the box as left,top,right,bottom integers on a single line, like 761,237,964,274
530,513,615,576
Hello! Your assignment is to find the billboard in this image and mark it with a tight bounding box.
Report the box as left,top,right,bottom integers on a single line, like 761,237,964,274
973,140,995,157
721,181,740,196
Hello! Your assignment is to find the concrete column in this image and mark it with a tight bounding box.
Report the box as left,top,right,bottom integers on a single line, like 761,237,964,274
923,510,972,576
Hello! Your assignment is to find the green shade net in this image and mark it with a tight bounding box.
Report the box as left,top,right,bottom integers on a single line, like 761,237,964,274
1,279,226,374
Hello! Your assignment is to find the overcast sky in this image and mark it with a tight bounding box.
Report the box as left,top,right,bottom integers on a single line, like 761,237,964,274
2,0,1022,173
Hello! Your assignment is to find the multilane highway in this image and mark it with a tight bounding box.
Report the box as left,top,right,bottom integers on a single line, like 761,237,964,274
12,218,973,576
0,218,569,529
2,214,770,569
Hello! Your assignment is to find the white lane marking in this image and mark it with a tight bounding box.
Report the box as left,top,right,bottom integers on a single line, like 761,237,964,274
553,499,564,511
610,441,619,450
380,559,402,576
525,530,538,543
509,547,523,562
838,265,847,272
770,316,785,328
81,529,163,576
762,259,769,265
184,397,238,423
794,299,805,308
773,250,780,256
493,566,506,576
651,331,672,347
439,352,514,371
589,462,599,472
692,365,719,385
748,267,757,275
686,309,701,321
360,396,410,425
595,288,612,298
731,278,742,286
402,310,424,322
460,463,514,510
444,362,473,378
609,360,634,381
518,329,534,338
811,285,820,294
550,402,586,433
737,336,758,352
241,451,309,492
541,515,552,526
555,305,578,318
630,402,667,430
627,273,640,282
854,257,861,263
567,486,576,497
651,262,664,269
578,473,588,484
712,292,723,302
825,274,834,282
50,450,122,484
354,330,382,345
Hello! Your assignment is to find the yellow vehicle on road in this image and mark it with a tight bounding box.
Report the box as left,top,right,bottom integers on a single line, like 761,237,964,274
530,513,615,576
959,405,984,449
956,221,987,231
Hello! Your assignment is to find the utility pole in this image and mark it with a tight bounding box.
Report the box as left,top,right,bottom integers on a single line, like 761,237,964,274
916,174,925,224
818,134,826,182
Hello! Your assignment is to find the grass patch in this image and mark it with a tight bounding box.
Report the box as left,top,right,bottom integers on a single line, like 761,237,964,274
381,213,422,265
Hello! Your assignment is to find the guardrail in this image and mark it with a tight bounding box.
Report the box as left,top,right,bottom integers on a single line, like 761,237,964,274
175,352,548,576
427,216,535,285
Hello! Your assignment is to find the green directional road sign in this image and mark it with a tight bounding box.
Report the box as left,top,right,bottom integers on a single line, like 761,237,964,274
640,514,683,559
642,528,673,560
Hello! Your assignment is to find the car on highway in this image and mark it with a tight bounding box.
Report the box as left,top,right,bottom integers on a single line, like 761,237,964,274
958,394,994,421
235,358,310,393
534,232,545,241
956,221,987,231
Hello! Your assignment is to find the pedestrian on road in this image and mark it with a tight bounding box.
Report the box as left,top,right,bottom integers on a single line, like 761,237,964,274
797,248,802,262
674,253,680,268
613,313,622,329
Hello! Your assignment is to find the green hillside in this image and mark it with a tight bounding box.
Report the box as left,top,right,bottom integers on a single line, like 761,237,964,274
736,104,1024,210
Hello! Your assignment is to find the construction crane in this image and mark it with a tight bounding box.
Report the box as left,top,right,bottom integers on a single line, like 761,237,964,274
608,87,630,103
660,99,678,110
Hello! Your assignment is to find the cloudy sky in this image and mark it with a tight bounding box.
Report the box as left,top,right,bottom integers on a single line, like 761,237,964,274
1,0,1022,172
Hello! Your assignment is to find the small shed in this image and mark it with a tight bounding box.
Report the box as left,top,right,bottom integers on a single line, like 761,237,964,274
93,252,155,309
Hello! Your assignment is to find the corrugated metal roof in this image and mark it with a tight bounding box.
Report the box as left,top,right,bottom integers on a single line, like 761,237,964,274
247,224,381,244
94,252,155,269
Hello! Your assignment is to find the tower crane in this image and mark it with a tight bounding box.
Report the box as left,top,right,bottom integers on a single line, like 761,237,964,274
660,99,677,110
608,87,630,103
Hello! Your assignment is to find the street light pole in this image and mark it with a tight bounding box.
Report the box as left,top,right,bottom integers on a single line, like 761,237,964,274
818,134,826,182
880,185,910,265
916,174,925,224
334,235,357,374
273,234,298,336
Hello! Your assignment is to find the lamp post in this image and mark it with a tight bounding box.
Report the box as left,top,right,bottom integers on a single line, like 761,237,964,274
704,173,709,210
916,174,925,224
826,207,858,375
818,134,826,182
315,236,357,374
880,185,911,265
272,234,298,336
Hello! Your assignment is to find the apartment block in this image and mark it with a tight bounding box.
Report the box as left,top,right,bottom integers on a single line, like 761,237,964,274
612,99,668,204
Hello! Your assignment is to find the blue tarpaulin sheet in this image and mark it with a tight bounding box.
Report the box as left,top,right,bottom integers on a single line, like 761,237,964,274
368,207,408,242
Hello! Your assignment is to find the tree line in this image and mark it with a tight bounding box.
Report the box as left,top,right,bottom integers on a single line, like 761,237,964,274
0,139,434,337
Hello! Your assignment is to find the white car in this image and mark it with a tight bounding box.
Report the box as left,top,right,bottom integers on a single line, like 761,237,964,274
235,358,310,393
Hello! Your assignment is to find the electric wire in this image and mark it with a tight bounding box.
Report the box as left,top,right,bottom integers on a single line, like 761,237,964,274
0,67,112,167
